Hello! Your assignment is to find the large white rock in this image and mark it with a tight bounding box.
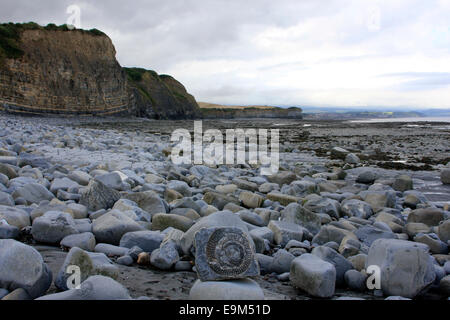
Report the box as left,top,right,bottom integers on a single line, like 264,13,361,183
366,239,436,298
0,239,52,299
290,253,336,298
189,279,264,300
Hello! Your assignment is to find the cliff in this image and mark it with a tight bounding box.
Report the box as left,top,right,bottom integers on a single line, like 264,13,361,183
125,68,199,119
198,102,303,119
0,22,199,118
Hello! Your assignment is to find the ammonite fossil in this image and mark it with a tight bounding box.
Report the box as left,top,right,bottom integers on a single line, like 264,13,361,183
206,228,253,276
194,227,259,281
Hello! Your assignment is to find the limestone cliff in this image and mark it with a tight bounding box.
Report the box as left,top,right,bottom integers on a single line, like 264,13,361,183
0,22,199,118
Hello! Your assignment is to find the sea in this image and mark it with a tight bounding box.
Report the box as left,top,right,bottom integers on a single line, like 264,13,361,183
349,117,450,123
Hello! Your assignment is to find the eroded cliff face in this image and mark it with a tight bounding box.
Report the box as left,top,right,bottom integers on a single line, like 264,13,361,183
0,27,129,115
0,23,199,118
125,68,199,119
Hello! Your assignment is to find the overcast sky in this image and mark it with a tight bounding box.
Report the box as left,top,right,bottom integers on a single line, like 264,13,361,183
2,0,450,109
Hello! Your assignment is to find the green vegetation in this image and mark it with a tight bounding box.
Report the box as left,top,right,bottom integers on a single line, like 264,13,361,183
124,67,191,109
173,91,188,102
88,28,105,36
123,68,158,105
124,67,146,82
0,22,107,65
124,67,160,82
137,85,155,105
159,74,173,80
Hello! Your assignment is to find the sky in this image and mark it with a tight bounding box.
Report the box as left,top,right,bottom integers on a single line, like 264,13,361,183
1,0,450,109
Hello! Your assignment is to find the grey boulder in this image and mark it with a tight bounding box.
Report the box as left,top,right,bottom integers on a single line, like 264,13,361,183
311,245,353,287
281,203,321,234
31,211,79,244
356,169,378,184
119,230,164,253
441,169,450,185
340,199,373,219
0,191,14,206
0,205,30,229
60,232,96,251
92,210,143,245
290,253,336,298
79,179,121,212
123,191,167,215
344,269,367,291
150,241,179,270
55,247,119,291
270,249,295,274
366,239,436,298
268,220,305,247
354,225,397,247
0,239,52,299
12,183,54,205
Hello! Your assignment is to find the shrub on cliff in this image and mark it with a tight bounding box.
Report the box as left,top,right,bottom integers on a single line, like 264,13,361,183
0,23,24,64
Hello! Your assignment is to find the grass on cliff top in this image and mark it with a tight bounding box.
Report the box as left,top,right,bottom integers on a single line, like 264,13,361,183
124,67,161,82
159,74,174,80
0,22,106,64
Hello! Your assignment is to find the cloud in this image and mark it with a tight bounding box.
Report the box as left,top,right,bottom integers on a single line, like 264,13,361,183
380,72,450,90
1,0,450,108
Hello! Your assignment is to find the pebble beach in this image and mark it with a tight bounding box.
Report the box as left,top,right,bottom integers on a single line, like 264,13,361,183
0,112,449,300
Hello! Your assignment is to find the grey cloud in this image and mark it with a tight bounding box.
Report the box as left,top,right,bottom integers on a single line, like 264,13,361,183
381,72,450,90
1,0,449,108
